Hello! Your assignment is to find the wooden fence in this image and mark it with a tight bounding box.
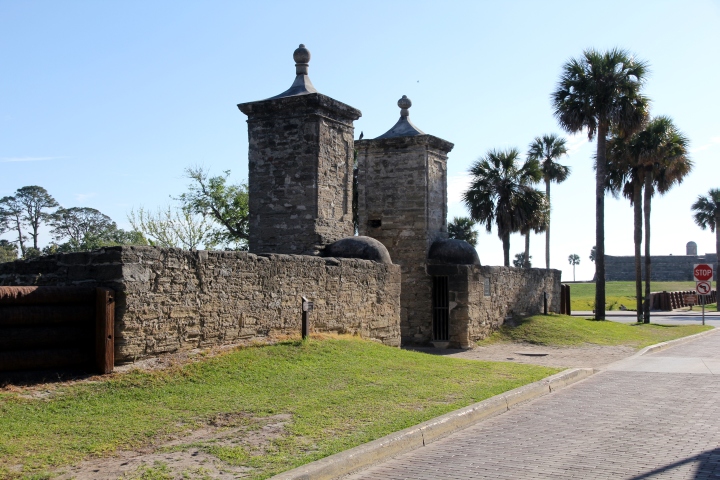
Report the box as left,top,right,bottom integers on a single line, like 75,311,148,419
649,289,717,311
0,286,114,374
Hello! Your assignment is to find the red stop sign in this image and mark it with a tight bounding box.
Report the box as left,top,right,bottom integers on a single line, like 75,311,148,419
694,264,714,281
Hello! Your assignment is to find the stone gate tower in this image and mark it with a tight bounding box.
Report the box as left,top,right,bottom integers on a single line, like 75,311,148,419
356,97,455,344
238,45,361,255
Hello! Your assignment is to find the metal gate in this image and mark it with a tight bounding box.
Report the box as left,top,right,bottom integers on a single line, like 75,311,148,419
432,276,449,341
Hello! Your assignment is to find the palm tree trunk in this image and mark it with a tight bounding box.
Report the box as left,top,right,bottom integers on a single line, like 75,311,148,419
716,211,720,312
502,232,510,267
524,233,530,268
595,124,608,320
643,173,653,323
545,179,551,270
633,180,643,323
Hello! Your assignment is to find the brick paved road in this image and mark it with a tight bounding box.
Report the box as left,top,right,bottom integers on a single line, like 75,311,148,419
345,332,720,479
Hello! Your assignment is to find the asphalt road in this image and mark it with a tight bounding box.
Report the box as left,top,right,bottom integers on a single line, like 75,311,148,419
573,309,720,326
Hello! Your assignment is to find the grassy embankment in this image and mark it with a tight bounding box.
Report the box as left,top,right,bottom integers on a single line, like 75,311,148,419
569,281,717,311
0,337,558,480
479,314,712,348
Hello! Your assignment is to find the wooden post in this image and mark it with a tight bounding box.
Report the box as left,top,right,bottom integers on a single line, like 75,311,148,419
95,288,114,374
565,284,571,315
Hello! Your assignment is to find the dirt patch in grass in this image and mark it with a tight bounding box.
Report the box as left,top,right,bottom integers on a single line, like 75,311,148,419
53,414,294,480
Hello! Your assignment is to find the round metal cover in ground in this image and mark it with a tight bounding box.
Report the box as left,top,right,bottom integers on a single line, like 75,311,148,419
428,239,480,265
324,236,393,264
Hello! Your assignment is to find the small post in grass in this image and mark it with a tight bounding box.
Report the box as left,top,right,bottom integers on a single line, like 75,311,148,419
301,296,313,339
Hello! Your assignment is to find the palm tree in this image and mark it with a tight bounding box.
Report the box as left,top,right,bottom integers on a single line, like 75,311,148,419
691,189,720,312
448,217,478,247
552,48,650,320
568,254,580,281
606,131,647,322
527,134,570,269
513,252,531,268
520,192,549,268
463,148,544,266
607,117,692,322
637,117,692,322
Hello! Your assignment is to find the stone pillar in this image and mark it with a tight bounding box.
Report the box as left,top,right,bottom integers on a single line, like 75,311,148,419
238,45,361,255
356,96,454,344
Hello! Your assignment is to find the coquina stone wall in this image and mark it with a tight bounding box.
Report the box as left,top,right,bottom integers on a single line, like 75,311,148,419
356,135,454,344
428,263,562,348
238,94,360,255
605,254,718,281
0,246,401,362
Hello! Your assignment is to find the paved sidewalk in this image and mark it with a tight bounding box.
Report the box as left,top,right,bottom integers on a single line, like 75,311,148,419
344,330,720,479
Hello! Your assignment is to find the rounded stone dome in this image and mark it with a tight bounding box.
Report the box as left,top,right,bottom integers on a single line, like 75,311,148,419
293,44,310,64
428,239,481,265
324,236,392,264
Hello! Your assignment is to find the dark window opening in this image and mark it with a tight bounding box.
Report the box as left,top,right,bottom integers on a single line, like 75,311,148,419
368,219,382,228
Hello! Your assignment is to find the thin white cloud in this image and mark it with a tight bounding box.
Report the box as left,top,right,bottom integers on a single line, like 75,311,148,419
565,133,589,156
74,193,97,203
690,137,720,154
0,156,68,163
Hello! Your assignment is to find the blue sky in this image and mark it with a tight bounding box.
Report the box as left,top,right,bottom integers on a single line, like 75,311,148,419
1,0,719,282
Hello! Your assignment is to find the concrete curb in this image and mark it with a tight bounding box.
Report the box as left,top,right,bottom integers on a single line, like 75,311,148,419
634,327,717,357
270,368,595,480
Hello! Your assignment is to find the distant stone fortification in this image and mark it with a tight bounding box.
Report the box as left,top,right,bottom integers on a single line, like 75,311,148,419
605,252,717,281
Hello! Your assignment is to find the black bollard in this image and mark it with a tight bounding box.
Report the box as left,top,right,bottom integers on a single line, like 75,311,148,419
301,296,313,339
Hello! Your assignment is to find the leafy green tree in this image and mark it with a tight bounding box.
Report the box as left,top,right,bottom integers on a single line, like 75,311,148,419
527,134,570,269
448,217,478,247
0,239,18,263
23,247,42,259
50,207,115,247
568,253,580,281
178,167,249,249
513,252,531,268
691,188,720,312
14,186,59,251
0,195,27,257
589,245,596,263
128,205,216,250
552,48,650,320
463,148,544,266
46,207,147,253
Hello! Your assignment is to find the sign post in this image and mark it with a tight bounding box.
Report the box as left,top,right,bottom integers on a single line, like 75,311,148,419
694,264,714,326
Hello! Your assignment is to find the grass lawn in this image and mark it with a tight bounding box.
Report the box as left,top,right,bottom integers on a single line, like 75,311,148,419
478,314,712,348
689,303,718,312
569,281,701,311
0,337,558,480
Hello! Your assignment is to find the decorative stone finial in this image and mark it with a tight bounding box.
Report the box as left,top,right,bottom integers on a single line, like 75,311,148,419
268,44,318,99
374,95,425,139
294,44,311,75
398,95,412,117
